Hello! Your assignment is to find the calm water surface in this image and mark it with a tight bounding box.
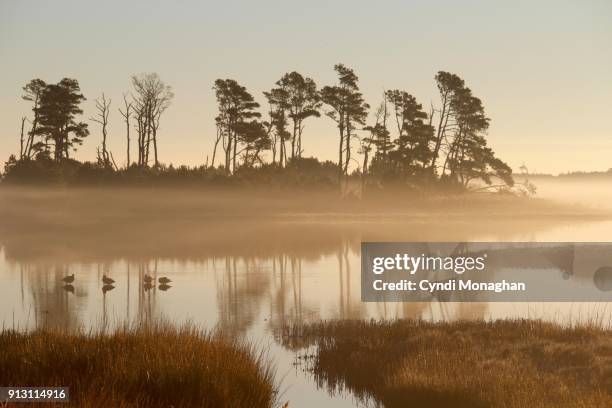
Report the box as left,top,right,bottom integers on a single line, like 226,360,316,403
2,185,612,407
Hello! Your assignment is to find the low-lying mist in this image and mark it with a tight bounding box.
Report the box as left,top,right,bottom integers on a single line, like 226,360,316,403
0,184,609,263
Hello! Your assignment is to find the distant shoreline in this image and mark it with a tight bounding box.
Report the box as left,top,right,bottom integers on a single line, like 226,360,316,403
517,170,612,179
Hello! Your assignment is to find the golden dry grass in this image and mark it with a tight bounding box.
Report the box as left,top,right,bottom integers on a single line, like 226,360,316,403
0,325,277,407
282,319,612,408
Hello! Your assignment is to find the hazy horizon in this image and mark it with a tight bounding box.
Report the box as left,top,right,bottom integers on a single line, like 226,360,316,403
1,0,611,175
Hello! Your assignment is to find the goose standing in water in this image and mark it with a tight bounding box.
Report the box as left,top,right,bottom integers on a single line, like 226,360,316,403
144,274,154,283
62,274,75,284
102,275,115,285
158,277,172,284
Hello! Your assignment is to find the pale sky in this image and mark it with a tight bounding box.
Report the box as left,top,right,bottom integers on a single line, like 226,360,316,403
1,0,610,174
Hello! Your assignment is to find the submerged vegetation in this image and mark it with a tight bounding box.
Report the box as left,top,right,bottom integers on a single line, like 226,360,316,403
0,325,277,408
5,65,518,193
282,319,612,408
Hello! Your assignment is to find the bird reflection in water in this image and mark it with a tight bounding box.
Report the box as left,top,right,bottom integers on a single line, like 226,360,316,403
102,284,115,294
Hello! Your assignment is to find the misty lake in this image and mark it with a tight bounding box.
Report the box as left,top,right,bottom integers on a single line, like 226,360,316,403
1,183,611,407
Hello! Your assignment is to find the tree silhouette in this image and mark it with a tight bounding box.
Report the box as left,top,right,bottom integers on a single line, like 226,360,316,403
19,116,27,160
118,94,133,168
431,71,464,172
90,93,115,169
276,72,320,160
439,79,512,187
263,85,291,167
320,64,369,182
361,98,390,189
213,79,261,173
21,79,47,158
234,120,270,167
131,73,173,167
366,96,393,176
385,90,435,179
8,68,515,191
31,78,89,162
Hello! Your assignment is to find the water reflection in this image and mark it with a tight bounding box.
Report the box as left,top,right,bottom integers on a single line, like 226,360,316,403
0,240,467,332
2,215,612,407
17,263,82,331
2,184,612,408
2,218,612,333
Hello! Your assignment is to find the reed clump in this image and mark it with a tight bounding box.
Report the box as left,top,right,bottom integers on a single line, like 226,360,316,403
282,319,612,408
0,324,277,407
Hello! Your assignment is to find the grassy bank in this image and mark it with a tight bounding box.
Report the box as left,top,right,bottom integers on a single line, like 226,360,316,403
282,319,612,408
0,325,277,407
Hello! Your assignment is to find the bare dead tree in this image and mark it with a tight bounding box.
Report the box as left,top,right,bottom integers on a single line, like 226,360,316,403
211,120,222,168
90,93,112,168
130,73,173,167
133,102,145,166
19,117,27,159
118,93,133,168
151,98,171,166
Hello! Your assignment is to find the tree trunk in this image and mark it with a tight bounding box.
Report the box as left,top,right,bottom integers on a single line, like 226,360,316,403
280,136,286,168
430,92,449,172
225,125,231,173
19,117,26,159
211,126,221,168
153,126,158,167
338,121,344,184
344,112,351,175
291,121,298,161
232,132,237,173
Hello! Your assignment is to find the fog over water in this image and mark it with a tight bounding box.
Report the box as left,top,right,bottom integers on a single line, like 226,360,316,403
1,180,611,407
520,176,612,211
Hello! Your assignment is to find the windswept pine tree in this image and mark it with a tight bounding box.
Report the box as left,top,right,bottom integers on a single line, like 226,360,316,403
31,78,89,162
20,79,47,159
263,84,291,167
442,85,513,187
213,79,262,173
430,71,464,172
424,71,513,188
320,64,370,182
279,72,321,160
385,90,435,179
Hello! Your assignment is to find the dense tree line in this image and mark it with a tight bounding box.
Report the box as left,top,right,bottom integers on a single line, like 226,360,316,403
6,65,514,191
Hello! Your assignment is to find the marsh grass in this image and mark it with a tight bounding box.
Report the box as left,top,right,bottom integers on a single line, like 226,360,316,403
282,319,612,407
0,324,277,407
